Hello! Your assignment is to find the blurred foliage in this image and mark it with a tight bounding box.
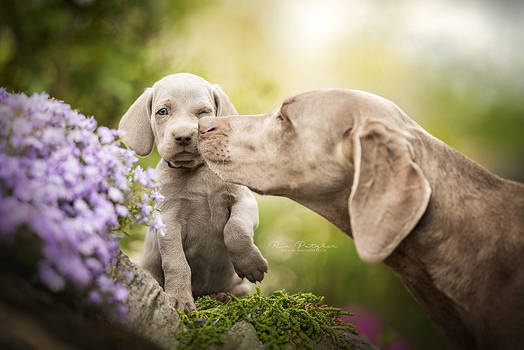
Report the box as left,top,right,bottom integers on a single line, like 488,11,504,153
0,0,204,127
3,0,524,349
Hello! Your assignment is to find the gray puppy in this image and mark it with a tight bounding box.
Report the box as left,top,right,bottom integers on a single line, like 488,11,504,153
119,73,268,311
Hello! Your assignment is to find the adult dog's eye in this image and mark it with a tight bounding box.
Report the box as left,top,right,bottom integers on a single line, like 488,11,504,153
197,109,212,116
276,111,292,126
156,108,168,116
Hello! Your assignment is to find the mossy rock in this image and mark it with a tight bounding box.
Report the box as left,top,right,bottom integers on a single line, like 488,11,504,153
176,289,378,350
114,251,377,350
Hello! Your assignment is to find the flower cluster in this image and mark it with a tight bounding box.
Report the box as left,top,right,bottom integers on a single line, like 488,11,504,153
0,89,164,315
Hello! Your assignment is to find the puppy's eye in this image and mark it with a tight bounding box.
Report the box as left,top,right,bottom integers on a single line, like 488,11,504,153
197,109,212,116
156,108,168,116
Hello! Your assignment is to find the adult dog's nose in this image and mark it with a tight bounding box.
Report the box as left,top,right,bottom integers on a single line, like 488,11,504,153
198,117,216,134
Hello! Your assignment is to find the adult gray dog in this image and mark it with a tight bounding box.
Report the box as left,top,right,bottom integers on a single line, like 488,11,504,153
198,89,524,349
119,73,267,311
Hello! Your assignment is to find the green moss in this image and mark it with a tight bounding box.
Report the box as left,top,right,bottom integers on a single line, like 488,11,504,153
176,288,355,350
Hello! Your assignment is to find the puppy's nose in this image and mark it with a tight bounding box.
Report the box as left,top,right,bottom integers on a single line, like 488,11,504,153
174,131,194,146
198,117,216,134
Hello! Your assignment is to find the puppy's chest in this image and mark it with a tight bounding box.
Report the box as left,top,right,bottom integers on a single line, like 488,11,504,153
160,176,234,237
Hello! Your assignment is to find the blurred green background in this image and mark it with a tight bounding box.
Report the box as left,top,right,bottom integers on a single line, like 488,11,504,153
2,0,524,348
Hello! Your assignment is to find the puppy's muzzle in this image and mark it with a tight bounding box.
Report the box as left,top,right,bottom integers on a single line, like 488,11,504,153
173,131,196,146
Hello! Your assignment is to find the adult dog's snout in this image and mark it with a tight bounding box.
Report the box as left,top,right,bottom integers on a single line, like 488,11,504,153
198,117,216,134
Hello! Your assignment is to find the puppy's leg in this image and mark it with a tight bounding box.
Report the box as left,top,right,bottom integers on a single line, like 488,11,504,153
138,229,164,287
224,189,268,283
157,212,195,311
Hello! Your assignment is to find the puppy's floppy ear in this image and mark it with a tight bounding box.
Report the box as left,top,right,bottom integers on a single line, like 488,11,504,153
349,120,431,263
119,88,154,156
212,84,238,116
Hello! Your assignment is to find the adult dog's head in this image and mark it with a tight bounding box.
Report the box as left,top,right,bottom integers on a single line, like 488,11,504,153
198,89,431,263
119,73,236,168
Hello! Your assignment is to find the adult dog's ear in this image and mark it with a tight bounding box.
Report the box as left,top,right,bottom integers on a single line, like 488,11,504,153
212,84,238,116
349,120,431,263
119,88,154,156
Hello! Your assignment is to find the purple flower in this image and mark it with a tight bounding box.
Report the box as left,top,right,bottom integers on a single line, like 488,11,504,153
140,204,153,221
38,262,65,292
97,275,114,292
145,168,158,186
0,89,161,316
113,284,129,302
59,255,92,287
108,187,124,203
0,197,32,234
84,258,103,274
97,126,116,144
197,318,206,324
150,214,166,237
115,204,129,217
150,190,164,205
88,290,102,305
133,166,147,186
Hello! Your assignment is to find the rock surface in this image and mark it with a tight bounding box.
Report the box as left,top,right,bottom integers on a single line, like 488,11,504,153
112,250,180,349
208,321,262,350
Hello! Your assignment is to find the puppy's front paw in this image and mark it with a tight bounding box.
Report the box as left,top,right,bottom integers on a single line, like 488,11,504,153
231,246,268,283
168,291,196,312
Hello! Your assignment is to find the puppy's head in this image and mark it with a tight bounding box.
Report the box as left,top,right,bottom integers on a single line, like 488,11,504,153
199,89,431,263
119,73,237,168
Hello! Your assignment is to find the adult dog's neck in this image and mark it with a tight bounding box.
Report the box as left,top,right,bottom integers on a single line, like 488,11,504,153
385,132,524,349
290,187,352,235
